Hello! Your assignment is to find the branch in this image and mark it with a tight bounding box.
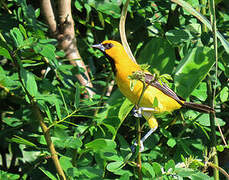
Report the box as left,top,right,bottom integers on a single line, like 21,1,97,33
33,104,66,180
41,0,95,98
57,0,94,97
119,0,136,63
40,0,59,36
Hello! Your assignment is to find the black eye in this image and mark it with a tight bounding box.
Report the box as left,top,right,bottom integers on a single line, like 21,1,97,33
103,43,113,50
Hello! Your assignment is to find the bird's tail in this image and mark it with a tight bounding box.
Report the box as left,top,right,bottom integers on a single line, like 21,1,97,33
183,102,215,113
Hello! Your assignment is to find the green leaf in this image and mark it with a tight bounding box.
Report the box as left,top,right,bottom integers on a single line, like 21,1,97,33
220,86,228,102
0,170,20,180
11,135,37,147
20,67,38,97
174,47,215,99
89,0,121,18
167,138,176,148
118,98,134,122
74,82,81,108
216,145,224,152
190,171,211,180
196,114,225,126
79,167,103,179
3,117,22,127
10,27,24,48
0,47,12,60
19,24,27,39
191,82,208,101
165,160,175,172
173,0,229,54
64,136,82,149
175,168,195,177
74,1,83,12
137,38,176,74
152,162,162,176
85,138,116,152
166,29,190,45
39,167,57,180
106,161,123,172
59,156,73,173
153,97,159,108
142,162,155,178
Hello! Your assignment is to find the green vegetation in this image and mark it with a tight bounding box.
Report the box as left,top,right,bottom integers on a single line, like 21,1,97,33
0,0,228,179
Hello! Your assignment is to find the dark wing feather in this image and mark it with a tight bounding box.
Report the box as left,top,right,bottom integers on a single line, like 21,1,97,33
144,73,184,106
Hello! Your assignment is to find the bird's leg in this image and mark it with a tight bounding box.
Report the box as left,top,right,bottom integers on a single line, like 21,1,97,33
133,107,155,118
131,107,158,152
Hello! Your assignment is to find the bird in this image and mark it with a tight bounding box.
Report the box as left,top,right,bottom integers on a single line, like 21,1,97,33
92,40,214,151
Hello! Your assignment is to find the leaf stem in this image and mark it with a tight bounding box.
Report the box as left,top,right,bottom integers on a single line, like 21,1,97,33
209,0,219,178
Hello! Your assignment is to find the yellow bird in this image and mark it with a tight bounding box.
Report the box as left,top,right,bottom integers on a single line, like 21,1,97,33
92,40,214,150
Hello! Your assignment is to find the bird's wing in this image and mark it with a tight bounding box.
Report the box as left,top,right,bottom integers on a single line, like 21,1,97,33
144,73,184,106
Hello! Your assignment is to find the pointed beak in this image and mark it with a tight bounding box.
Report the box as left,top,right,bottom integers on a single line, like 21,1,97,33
92,43,105,52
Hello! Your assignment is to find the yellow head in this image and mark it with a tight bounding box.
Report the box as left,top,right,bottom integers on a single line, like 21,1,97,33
92,40,127,63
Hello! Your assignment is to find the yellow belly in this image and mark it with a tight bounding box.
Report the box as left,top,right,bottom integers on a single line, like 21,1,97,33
116,75,182,114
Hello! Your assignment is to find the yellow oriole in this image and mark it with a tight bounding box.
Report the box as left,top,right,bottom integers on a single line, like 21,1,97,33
93,40,214,148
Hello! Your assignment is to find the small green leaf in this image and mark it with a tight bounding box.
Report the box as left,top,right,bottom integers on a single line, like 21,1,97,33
74,1,83,12
191,171,211,180
0,47,12,60
167,138,176,148
74,82,81,108
216,145,224,152
142,162,155,178
10,27,24,47
20,67,38,97
166,29,190,45
220,86,228,102
19,24,27,39
129,79,137,91
175,168,195,177
85,138,116,152
196,114,225,126
107,161,123,172
64,137,82,149
11,135,37,147
165,160,175,172
39,167,57,180
0,170,20,180
152,162,162,176
153,97,158,108
118,98,134,121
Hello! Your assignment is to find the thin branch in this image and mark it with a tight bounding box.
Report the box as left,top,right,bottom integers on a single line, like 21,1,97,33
33,105,66,180
209,0,220,178
119,0,136,63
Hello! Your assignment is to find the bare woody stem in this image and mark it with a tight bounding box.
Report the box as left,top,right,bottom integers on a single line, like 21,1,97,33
33,105,66,180
41,0,94,97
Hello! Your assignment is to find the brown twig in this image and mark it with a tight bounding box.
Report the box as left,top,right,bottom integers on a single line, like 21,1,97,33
33,105,66,180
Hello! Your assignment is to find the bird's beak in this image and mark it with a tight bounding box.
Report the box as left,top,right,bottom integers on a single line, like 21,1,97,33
92,43,105,52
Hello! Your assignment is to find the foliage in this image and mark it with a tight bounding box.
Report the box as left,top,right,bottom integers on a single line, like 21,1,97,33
0,0,228,179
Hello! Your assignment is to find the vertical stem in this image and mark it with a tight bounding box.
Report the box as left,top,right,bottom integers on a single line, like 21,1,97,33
200,0,208,32
209,0,219,178
33,105,66,180
207,78,219,180
119,0,136,63
137,117,142,180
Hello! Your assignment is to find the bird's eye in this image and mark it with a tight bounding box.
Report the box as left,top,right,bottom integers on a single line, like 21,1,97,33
103,43,113,50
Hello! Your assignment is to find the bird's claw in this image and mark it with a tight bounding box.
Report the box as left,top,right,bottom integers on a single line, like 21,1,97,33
131,140,144,153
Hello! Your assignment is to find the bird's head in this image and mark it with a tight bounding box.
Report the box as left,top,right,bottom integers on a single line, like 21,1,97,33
92,40,125,62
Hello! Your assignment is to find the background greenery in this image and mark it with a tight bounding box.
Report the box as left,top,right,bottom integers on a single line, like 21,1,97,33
0,0,228,179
